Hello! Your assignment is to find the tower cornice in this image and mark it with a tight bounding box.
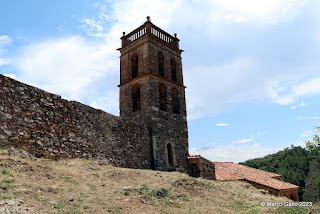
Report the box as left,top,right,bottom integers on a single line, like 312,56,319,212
117,72,186,88
117,16,183,53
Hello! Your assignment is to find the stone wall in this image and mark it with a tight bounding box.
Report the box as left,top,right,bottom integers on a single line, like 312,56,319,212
118,32,189,172
0,74,152,169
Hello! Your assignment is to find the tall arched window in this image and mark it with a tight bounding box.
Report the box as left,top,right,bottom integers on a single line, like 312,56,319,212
170,58,177,82
132,85,141,112
158,52,164,77
172,88,179,114
131,54,139,79
167,143,173,166
159,84,167,111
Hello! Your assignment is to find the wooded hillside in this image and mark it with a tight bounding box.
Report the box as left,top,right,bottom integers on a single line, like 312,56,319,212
240,146,320,202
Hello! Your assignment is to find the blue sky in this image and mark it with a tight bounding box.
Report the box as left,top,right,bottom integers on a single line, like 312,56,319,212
1,0,320,162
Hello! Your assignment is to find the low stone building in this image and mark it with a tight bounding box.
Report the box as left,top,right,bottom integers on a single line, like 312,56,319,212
187,155,215,180
214,162,299,201
186,157,299,201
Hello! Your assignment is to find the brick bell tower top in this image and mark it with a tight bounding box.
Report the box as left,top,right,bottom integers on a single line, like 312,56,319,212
119,16,182,52
117,16,187,118
117,16,189,172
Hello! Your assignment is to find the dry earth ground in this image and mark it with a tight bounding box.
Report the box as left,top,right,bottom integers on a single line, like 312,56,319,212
0,148,318,214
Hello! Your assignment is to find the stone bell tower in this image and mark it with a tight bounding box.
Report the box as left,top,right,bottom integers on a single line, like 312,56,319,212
117,17,189,172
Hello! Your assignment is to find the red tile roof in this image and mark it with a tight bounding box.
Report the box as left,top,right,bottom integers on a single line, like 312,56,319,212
188,155,201,159
214,162,299,190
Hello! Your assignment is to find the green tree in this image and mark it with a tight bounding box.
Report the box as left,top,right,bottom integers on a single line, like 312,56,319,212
305,126,320,153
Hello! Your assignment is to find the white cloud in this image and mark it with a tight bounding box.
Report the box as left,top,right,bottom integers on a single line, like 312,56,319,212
291,140,307,148
270,78,320,105
190,143,282,163
301,130,313,137
0,35,12,54
297,116,320,120
1,0,315,120
12,36,118,102
0,58,10,66
234,138,254,144
290,101,307,110
80,18,107,38
185,57,263,119
216,123,229,127
3,73,16,79
185,56,320,119
89,89,119,115
215,0,307,24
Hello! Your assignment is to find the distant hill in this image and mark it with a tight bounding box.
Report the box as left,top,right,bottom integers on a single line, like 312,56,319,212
240,146,320,202
0,147,317,213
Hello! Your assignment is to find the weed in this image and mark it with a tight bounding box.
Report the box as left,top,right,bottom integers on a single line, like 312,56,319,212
66,208,81,214
203,181,215,189
141,187,170,204
107,206,122,213
155,188,169,198
248,208,260,214
123,190,130,196
64,176,72,182
182,196,191,202
30,193,40,200
92,173,100,178
43,152,51,159
13,191,21,196
143,190,153,201
2,195,12,199
1,169,11,175
175,203,182,208
89,184,97,191
0,183,10,190
273,206,307,214
2,178,15,183
53,203,64,209
47,186,58,193
234,201,252,210
0,178,16,190
174,178,186,186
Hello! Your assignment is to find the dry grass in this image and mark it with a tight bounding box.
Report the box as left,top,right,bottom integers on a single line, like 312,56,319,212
0,149,317,214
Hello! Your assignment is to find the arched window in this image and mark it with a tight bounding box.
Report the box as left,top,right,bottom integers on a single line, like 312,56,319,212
170,58,177,82
132,85,141,112
131,54,139,79
159,84,167,111
167,143,173,166
158,52,164,77
172,88,179,114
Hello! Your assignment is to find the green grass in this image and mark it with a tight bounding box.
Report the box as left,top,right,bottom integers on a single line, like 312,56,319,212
1,169,11,175
2,178,16,183
53,203,64,209
182,196,191,202
123,190,130,196
0,178,16,190
273,206,307,214
2,195,12,199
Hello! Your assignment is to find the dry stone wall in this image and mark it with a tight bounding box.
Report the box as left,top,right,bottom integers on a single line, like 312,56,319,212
0,74,152,169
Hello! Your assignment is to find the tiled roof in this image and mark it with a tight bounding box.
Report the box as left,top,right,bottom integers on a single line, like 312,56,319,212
188,155,213,163
188,155,201,159
214,162,299,190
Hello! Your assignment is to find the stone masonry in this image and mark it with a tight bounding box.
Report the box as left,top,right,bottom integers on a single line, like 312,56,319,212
118,17,189,172
0,17,189,172
0,74,151,168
